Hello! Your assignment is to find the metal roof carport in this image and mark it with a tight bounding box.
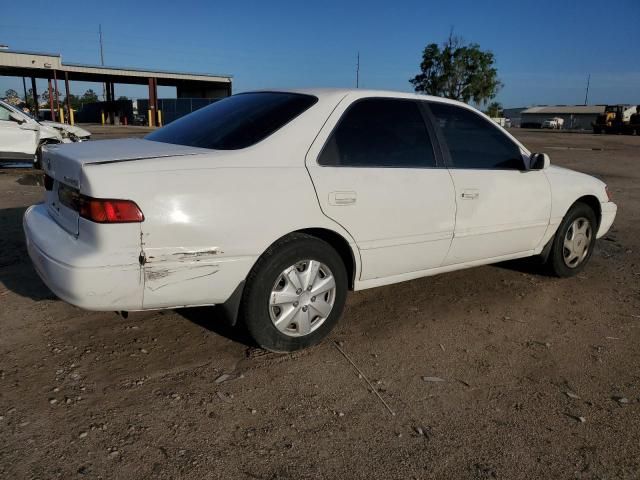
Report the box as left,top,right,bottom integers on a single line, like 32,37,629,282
520,105,605,130
0,50,232,126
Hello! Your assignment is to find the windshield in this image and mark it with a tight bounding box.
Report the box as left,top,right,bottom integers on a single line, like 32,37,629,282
146,92,318,150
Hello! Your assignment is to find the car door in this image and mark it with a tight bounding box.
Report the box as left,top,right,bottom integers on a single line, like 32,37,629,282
0,103,37,158
425,101,551,265
306,96,456,281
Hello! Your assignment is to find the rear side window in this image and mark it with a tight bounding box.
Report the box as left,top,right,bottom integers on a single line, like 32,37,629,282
318,98,436,168
428,102,524,170
146,92,317,150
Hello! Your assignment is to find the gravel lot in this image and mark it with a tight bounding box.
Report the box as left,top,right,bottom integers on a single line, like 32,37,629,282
1,128,638,479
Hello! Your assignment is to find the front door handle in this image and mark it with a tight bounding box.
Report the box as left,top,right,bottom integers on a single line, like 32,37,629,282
461,189,479,200
329,191,357,206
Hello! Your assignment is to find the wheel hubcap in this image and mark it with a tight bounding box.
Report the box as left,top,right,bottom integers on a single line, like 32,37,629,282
269,260,336,337
563,217,592,268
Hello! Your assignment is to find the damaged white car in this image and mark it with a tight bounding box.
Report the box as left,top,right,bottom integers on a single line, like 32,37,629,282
0,99,90,167
24,89,617,352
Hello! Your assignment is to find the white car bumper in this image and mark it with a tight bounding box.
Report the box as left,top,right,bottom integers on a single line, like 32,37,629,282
24,204,255,312
24,204,144,311
597,201,617,238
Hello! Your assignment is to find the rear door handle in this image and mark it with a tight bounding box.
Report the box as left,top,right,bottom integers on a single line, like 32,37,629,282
329,191,357,206
461,189,479,200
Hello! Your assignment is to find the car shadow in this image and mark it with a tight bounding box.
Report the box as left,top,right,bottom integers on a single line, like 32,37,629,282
493,256,550,276
0,206,56,301
174,306,258,348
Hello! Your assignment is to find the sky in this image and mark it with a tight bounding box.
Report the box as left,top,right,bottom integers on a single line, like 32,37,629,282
1,0,638,108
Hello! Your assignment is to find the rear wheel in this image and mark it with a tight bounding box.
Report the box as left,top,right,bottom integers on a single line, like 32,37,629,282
239,233,348,352
547,203,597,277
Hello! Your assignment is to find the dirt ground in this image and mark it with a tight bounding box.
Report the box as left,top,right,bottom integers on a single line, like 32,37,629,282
1,128,639,480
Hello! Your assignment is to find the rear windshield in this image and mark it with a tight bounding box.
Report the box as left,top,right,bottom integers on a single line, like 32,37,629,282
146,92,317,150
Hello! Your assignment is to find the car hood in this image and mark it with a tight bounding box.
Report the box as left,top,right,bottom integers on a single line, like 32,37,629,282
37,122,64,141
41,121,91,138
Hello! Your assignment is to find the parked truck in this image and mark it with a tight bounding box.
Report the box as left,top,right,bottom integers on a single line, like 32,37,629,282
593,105,640,134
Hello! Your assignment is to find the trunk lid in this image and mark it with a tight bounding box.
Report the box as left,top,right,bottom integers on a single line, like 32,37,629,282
42,138,208,235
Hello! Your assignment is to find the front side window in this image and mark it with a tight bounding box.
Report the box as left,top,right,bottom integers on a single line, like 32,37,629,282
146,92,318,150
428,102,524,170
318,98,436,168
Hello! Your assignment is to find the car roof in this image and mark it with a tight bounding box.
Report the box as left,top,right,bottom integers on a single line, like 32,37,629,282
242,88,530,155
243,87,470,107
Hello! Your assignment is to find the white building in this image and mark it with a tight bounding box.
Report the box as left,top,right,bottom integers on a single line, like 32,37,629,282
520,105,605,130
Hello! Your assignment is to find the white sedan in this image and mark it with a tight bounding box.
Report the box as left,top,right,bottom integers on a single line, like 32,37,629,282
23,89,617,352
0,99,90,167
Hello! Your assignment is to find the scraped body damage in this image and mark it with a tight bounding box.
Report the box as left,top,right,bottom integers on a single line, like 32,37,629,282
139,235,255,309
141,244,221,307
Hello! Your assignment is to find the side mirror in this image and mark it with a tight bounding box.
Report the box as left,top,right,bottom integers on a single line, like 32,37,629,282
9,111,25,124
530,153,550,170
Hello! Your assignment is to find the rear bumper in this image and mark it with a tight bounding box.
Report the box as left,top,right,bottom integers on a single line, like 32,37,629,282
24,204,143,311
24,204,255,312
597,201,617,238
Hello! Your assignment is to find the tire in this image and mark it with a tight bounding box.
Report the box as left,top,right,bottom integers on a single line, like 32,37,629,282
239,233,348,352
547,203,598,277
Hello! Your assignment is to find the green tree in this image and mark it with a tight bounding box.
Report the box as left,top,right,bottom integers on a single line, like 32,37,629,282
117,95,129,101
4,88,21,106
410,33,501,105
63,94,82,110
25,88,39,110
80,89,99,104
485,101,503,117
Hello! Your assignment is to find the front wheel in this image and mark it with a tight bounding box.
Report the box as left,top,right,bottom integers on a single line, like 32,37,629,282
547,203,597,277
239,233,348,352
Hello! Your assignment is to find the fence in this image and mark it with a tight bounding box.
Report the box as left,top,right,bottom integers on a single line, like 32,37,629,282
137,98,221,125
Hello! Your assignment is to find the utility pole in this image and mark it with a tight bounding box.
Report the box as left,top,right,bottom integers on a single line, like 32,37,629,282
356,52,360,88
584,73,590,106
99,25,106,101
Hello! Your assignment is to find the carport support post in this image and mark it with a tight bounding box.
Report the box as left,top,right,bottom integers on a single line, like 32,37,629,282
47,78,56,122
22,77,28,108
104,81,111,123
153,78,160,126
53,69,60,116
30,77,39,116
110,82,115,125
64,72,71,124
148,77,157,127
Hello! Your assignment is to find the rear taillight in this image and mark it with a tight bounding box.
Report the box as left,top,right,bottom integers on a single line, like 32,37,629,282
79,197,144,223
